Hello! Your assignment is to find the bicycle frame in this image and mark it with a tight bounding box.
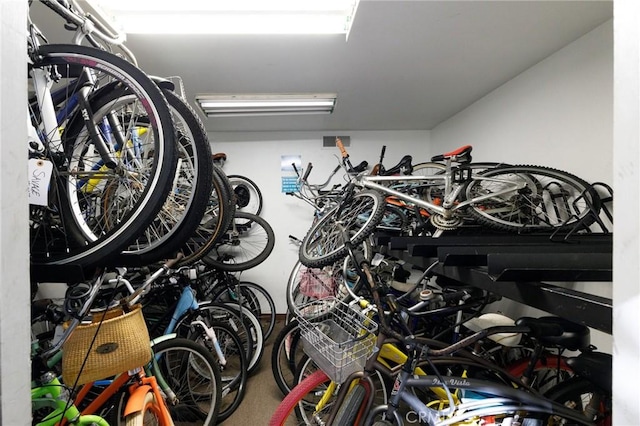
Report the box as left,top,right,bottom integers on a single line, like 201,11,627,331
367,368,594,426
358,171,526,219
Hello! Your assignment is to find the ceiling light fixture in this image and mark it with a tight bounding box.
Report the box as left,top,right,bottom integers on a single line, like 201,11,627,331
94,0,360,38
196,93,337,117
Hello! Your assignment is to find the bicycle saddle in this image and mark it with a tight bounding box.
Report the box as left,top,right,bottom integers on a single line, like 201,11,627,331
349,160,369,174
464,313,522,347
212,152,227,162
430,145,473,163
515,316,590,351
567,351,612,393
377,155,413,176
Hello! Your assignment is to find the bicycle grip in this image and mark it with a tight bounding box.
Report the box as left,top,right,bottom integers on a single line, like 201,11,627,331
302,163,313,181
336,138,348,158
292,162,300,177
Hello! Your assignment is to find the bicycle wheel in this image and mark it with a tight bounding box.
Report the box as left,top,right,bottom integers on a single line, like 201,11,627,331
332,383,367,425
546,376,611,424
117,88,213,265
30,44,177,269
150,336,222,425
270,320,306,396
269,369,332,426
177,164,236,266
123,391,166,426
463,165,601,233
287,239,371,318
227,174,263,219
294,356,389,425
298,189,385,268
201,211,275,271
209,281,277,341
188,322,248,423
179,302,262,375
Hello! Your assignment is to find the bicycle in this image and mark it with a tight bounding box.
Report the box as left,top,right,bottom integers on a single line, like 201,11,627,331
194,264,277,340
28,1,179,269
31,257,222,425
272,234,611,425
298,144,603,268
125,265,249,423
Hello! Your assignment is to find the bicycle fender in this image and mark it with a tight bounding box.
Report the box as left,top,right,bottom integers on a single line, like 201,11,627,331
123,384,153,416
150,333,178,347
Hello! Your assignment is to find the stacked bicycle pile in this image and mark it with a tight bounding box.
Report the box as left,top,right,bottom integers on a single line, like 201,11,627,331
270,140,612,425
28,1,277,425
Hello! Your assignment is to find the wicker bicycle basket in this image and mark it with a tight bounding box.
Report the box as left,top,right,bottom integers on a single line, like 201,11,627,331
62,304,151,385
297,297,378,383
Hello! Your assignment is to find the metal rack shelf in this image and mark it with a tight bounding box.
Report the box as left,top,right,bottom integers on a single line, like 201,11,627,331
379,232,613,334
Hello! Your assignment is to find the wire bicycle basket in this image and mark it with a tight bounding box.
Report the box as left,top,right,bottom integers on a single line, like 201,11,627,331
297,297,378,383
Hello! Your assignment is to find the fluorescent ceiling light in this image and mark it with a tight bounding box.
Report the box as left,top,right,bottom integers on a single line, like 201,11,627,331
196,93,337,117
97,0,360,37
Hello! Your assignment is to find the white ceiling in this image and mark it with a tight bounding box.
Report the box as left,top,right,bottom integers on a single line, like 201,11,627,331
31,1,613,133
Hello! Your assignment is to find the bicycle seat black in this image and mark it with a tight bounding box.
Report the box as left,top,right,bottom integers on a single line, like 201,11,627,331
567,351,612,393
349,160,369,174
431,145,473,163
515,316,590,351
378,155,413,176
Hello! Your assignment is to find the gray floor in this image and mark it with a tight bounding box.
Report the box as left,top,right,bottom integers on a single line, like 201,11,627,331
223,317,287,425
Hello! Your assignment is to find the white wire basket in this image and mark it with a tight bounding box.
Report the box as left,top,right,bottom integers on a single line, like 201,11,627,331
297,297,378,383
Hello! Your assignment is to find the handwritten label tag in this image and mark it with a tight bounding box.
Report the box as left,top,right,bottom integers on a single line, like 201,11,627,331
28,158,53,206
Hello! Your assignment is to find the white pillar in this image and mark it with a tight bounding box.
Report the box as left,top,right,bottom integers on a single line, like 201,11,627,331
613,0,640,424
0,0,30,424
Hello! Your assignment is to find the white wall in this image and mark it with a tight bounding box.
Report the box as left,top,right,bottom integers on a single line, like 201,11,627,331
429,20,614,353
0,2,30,424
430,20,613,184
207,130,430,313
612,0,640,423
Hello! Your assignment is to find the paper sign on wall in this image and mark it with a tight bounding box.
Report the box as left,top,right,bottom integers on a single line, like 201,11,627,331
281,155,302,193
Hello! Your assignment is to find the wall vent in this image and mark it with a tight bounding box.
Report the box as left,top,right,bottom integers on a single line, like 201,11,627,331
323,136,350,147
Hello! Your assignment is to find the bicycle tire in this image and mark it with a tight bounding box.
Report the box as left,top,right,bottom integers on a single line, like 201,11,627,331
30,44,177,269
332,383,367,425
269,369,332,426
117,88,213,265
176,302,255,377
227,174,263,219
223,302,265,375
201,211,275,271
123,391,166,426
298,189,385,268
177,164,236,266
463,165,601,233
270,319,306,396
287,239,372,318
545,376,611,424
294,355,389,425
189,322,248,423
150,336,222,425
209,281,277,341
